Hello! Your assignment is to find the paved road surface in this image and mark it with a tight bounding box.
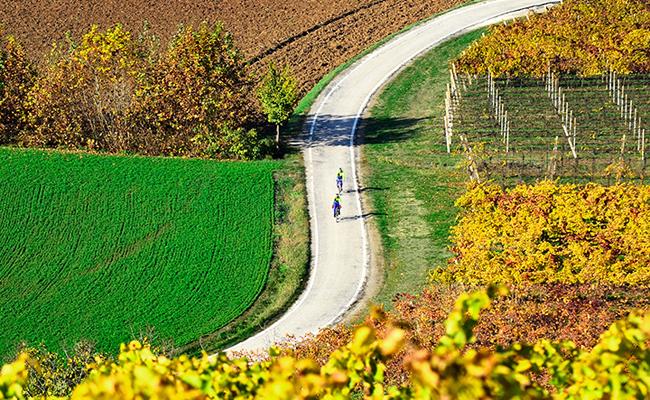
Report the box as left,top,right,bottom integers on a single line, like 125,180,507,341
228,0,559,353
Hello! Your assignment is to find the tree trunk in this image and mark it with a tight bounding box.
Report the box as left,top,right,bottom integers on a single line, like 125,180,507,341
275,124,280,147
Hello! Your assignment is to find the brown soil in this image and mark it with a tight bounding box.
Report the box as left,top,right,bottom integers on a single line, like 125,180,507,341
0,0,465,95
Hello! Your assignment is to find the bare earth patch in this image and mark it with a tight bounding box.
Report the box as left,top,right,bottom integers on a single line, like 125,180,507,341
0,0,465,95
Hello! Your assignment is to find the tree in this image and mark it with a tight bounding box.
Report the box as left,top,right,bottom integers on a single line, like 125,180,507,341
257,63,298,146
134,22,255,157
23,24,151,151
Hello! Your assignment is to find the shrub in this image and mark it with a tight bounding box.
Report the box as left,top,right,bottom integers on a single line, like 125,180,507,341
285,284,650,386
430,181,650,285
0,32,35,144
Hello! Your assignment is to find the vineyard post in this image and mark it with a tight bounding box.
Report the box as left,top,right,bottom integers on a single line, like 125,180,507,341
502,107,506,141
491,74,494,106
614,71,621,105
491,81,494,111
636,115,640,151
499,101,504,132
503,110,508,142
505,120,510,154
487,73,491,101
444,82,453,153
633,108,637,138
627,99,633,130
608,69,612,94
562,124,577,159
456,67,467,92
549,135,559,179
620,87,625,116
573,117,577,149
550,74,554,100
450,70,457,102
444,111,448,150
641,128,645,162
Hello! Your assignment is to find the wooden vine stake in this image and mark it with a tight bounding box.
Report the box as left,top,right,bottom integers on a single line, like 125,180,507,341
548,135,559,179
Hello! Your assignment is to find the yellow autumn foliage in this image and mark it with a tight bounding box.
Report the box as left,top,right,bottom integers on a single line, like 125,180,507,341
455,0,650,77
431,181,650,285
1,288,648,399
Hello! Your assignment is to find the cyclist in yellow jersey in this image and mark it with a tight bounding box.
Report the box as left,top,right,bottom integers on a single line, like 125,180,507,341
336,168,344,193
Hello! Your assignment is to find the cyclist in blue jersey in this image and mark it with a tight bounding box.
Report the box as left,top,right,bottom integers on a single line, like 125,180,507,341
332,194,342,222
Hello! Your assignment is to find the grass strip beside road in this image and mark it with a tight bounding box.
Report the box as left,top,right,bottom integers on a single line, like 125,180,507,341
361,29,484,308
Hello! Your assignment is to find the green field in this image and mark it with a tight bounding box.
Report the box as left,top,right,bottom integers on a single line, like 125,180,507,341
0,148,278,356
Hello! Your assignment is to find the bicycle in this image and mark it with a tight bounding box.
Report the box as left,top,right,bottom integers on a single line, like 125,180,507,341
333,204,341,222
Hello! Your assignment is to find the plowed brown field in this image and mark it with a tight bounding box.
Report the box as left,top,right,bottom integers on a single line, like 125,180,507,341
0,0,464,94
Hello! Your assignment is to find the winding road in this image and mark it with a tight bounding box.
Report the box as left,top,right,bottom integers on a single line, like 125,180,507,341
229,0,560,353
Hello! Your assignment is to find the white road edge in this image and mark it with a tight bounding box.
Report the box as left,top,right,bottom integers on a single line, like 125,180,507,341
227,0,560,354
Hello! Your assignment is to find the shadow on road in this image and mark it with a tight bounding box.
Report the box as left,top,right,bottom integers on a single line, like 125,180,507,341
291,114,424,148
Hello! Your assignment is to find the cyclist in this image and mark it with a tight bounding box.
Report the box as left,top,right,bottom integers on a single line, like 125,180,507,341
332,194,342,221
336,168,344,193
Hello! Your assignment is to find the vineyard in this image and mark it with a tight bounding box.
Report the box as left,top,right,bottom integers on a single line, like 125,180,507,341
0,148,277,356
444,71,649,183
443,0,650,184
